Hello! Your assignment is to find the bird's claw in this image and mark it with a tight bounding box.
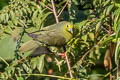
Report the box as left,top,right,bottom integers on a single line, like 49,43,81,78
58,52,66,58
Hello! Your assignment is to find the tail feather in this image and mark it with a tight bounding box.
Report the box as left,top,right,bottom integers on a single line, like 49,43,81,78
19,40,51,57
19,40,41,53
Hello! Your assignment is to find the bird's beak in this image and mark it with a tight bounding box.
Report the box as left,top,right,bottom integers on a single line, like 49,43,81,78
70,28,73,34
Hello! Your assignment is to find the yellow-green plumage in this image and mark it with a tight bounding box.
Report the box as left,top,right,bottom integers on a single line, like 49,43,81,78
19,21,73,55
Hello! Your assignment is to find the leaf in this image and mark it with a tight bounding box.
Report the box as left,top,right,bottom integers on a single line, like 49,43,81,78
101,33,116,45
22,64,30,73
114,7,120,16
116,19,120,40
10,11,18,25
103,0,110,7
115,3,120,7
0,14,5,22
30,57,38,70
88,32,94,41
106,4,114,15
115,38,120,64
8,21,15,27
10,11,14,19
18,8,23,16
81,34,87,42
16,77,24,80
22,8,27,14
0,36,16,61
75,20,88,31
5,13,9,22
38,12,52,29
32,10,38,22
37,54,45,73
96,21,101,32
113,15,119,32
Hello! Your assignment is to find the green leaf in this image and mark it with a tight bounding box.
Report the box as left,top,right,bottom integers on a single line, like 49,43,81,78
8,21,15,27
96,21,101,32
82,34,87,42
0,14,5,22
113,15,119,32
16,77,24,80
30,57,38,70
101,33,116,45
115,38,120,64
106,4,114,15
75,20,88,31
0,36,16,61
88,32,94,41
10,11,18,25
18,8,23,16
115,3,120,8
5,13,9,22
114,7,120,16
10,11,14,19
103,0,110,7
37,54,45,73
22,8,27,14
116,19,120,41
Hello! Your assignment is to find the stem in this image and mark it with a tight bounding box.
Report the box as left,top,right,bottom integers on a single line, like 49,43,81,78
104,68,116,78
21,73,75,80
65,52,73,78
45,5,53,12
0,57,9,66
109,5,113,80
38,1,53,12
57,0,69,17
117,59,120,78
51,0,59,23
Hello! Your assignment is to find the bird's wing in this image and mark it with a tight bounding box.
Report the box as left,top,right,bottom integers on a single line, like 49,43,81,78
34,30,66,46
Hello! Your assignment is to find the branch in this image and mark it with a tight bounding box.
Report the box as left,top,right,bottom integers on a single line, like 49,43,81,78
21,73,75,80
0,57,9,66
51,0,59,23
65,52,73,78
108,3,113,80
38,1,53,12
57,0,69,17
45,5,53,12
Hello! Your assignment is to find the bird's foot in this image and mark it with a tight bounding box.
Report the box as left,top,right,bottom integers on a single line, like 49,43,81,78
58,52,66,58
18,58,25,63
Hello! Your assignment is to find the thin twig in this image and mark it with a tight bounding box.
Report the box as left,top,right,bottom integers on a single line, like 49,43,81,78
0,57,9,66
38,1,53,12
104,68,116,78
51,0,59,23
50,0,72,78
57,0,69,17
0,72,14,80
19,19,27,28
45,5,53,12
21,73,75,80
108,3,113,80
65,52,73,78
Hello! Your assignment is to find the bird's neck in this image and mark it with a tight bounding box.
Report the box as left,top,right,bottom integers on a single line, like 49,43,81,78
63,30,73,42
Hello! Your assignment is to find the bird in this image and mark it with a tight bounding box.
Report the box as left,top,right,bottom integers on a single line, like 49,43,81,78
19,21,73,57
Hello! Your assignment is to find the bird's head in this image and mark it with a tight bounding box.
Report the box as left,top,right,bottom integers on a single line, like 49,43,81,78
64,22,73,34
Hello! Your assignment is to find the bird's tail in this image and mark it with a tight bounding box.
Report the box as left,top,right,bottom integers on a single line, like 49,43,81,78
19,40,51,57
19,40,41,53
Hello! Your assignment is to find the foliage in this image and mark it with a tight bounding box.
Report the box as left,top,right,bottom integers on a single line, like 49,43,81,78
0,0,120,80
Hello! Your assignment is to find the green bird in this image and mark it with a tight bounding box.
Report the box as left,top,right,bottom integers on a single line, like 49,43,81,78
19,21,73,56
